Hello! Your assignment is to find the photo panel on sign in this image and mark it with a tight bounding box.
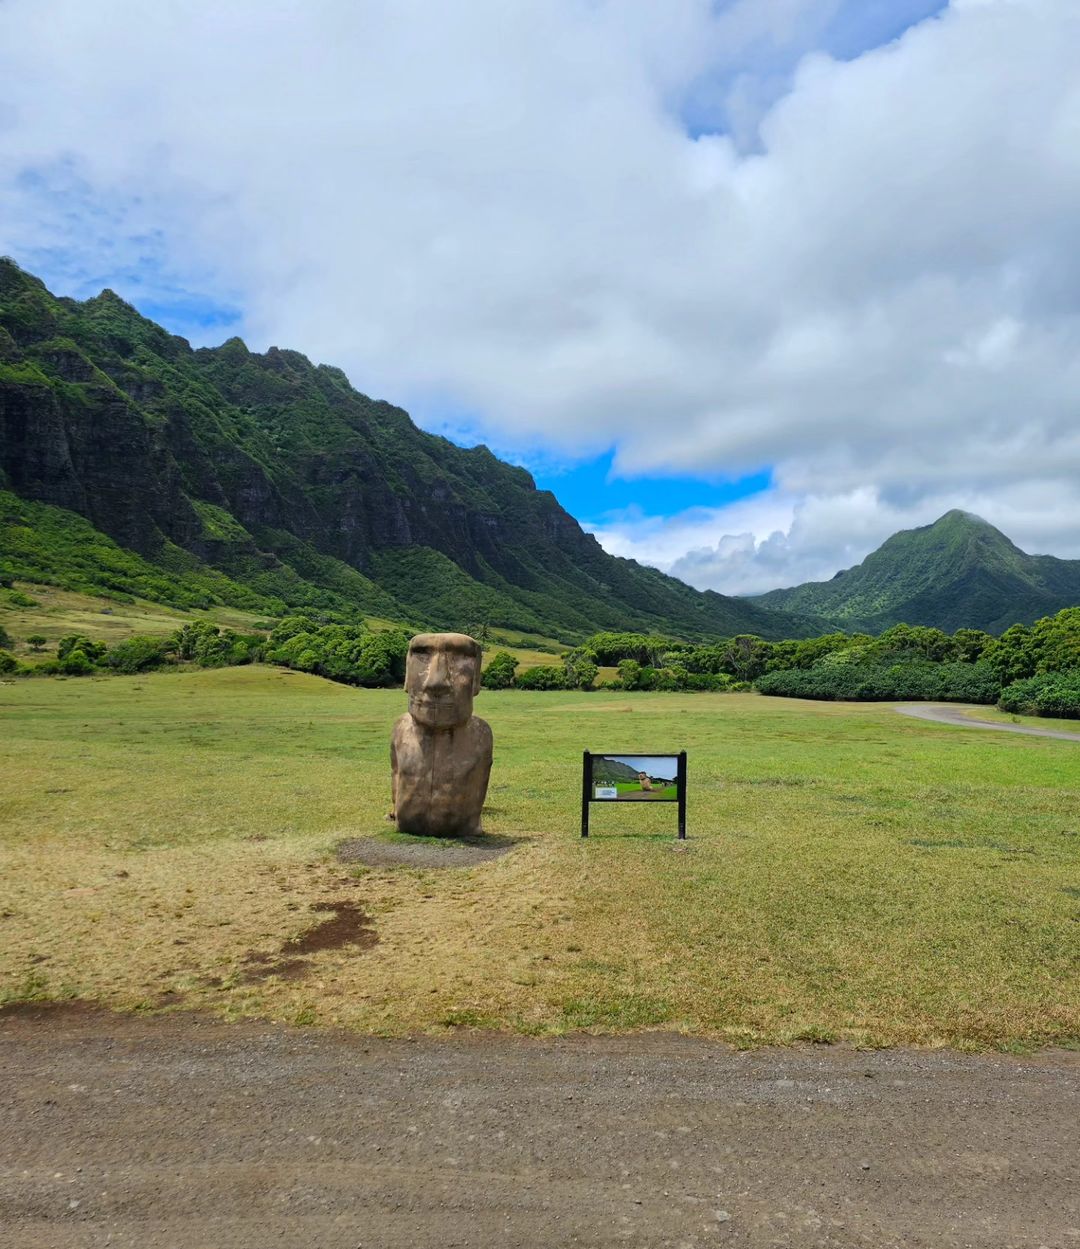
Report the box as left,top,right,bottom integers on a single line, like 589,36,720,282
591,754,680,802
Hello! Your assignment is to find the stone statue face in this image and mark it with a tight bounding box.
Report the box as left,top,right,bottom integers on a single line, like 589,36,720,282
406,633,483,730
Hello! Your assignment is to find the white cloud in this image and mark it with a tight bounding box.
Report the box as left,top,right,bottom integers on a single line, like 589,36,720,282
590,479,1080,596
1,0,1079,593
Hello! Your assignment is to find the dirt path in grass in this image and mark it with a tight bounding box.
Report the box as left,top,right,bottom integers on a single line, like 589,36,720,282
895,701,1080,741
2,1006,1078,1248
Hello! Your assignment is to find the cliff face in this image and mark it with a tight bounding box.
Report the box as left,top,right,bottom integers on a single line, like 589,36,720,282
0,259,819,640
0,360,201,556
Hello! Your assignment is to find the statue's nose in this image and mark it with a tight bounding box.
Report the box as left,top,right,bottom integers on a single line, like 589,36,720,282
422,653,451,691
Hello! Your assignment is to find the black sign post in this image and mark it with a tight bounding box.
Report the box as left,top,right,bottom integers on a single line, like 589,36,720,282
581,751,687,839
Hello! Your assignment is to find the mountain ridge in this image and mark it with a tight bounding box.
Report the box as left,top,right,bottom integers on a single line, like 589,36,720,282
752,510,1080,633
0,258,824,642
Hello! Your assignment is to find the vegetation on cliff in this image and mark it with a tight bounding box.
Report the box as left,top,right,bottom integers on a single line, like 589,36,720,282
0,258,821,643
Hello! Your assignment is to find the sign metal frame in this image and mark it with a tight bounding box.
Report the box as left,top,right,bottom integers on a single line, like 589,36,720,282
581,751,687,839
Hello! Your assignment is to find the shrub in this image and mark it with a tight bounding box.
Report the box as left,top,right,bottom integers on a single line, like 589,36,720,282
999,672,1080,719
57,634,106,663
616,658,642,690
58,647,96,675
584,633,670,665
481,650,519,690
681,671,734,692
173,621,263,668
263,618,408,687
755,660,999,704
0,649,19,674
0,625,10,649
514,664,567,690
103,635,172,674
649,667,680,692
932,661,1001,704
562,647,599,690
569,659,598,691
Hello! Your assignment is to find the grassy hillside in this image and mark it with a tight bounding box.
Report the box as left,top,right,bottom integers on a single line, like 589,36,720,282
754,510,1080,633
0,581,266,653
0,577,564,674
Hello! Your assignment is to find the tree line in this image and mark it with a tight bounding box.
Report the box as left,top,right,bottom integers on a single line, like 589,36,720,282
481,613,1080,718
2,608,1078,719
0,617,410,687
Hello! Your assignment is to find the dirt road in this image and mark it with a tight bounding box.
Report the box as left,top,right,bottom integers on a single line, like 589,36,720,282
2,1006,1078,1248
894,703,1080,741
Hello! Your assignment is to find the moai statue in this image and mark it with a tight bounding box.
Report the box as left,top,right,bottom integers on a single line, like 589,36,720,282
390,633,493,836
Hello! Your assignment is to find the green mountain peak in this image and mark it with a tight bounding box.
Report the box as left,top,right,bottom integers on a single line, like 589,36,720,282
754,510,1080,634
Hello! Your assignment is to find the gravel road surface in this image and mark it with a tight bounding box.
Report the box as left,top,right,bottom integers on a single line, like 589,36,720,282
894,703,1080,741
2,1005,1078,1248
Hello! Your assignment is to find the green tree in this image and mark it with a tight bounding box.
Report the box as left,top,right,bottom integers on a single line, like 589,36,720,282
983,623,1037,684
58,647,96,675
650,667,680,691
514,664,567,690
999,671,1080,718
616,658,642,689
952,628,993,664
764,632,865,673
57,634,106,663
103,635,172,673
481,650,518,689
676,642,730,675
263,618,406,687
26,633,48,652
874,623,956,663
173,621,261,668
571,659,598,691
584,632,670,666
1030,606,1080,674
721,635,771,681
562,646,599,690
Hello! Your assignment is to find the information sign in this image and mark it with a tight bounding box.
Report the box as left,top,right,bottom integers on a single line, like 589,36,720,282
580,751,687,838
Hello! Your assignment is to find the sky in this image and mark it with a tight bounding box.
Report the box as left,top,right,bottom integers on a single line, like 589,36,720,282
2,0,1079,596
600,757,680,780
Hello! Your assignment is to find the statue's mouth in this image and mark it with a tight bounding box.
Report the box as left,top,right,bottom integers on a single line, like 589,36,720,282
412,694,462,719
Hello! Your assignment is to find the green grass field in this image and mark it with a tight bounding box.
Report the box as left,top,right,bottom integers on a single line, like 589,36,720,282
1,667,1078,1049
958,705,1080,734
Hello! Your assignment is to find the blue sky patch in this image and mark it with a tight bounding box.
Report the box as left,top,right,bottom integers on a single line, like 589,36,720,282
529,453,771,528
